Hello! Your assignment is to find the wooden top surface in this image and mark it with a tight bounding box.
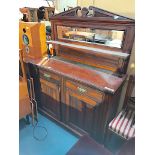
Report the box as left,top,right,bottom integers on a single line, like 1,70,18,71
24,57,126,94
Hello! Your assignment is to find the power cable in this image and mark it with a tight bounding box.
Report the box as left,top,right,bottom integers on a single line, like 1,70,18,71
32,120,48,141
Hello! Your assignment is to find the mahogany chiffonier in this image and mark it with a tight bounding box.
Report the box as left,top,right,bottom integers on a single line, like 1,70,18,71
24,6,135,143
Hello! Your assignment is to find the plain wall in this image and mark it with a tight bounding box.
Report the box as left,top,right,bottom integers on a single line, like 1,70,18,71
56,0,77,12
77,0,134,18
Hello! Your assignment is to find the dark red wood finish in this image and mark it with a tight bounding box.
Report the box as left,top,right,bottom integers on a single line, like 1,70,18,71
50,6,135,74
23,6,134,143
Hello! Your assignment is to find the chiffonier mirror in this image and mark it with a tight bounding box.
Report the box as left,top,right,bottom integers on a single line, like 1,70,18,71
57,26,124,48
48,6,135,75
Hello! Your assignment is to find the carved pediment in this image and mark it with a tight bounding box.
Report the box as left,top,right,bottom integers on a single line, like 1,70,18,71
54,6,81,17
53,6,134,21
88,6,133,20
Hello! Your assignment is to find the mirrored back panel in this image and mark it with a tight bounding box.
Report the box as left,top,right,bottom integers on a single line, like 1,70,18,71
57,26,124,48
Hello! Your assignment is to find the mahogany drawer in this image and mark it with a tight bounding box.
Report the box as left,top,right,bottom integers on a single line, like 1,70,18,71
39,68,61,83
65,80,103,103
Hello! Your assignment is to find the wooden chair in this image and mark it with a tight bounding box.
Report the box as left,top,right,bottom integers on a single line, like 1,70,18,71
27,8,38,22
108,75,135,140
44,7,55,20
20,7,55,22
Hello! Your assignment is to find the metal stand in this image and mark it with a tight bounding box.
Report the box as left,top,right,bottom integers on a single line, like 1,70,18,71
28,78,38,125
26,115,30,124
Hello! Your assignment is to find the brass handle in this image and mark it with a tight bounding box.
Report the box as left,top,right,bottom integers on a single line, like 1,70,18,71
44,73,51,78
77,87,87,93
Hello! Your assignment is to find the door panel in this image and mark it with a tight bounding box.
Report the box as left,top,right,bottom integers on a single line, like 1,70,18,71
40,78,61,119
65,86,104,135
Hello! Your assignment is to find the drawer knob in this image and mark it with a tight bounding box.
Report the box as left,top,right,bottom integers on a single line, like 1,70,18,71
43,73,51,78
77,87,86,93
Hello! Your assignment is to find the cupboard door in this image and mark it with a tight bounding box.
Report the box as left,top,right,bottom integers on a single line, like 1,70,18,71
40,78,61,119
65,84,104,136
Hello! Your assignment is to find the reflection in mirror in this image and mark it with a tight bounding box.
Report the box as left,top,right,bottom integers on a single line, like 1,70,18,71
57,26,124,48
